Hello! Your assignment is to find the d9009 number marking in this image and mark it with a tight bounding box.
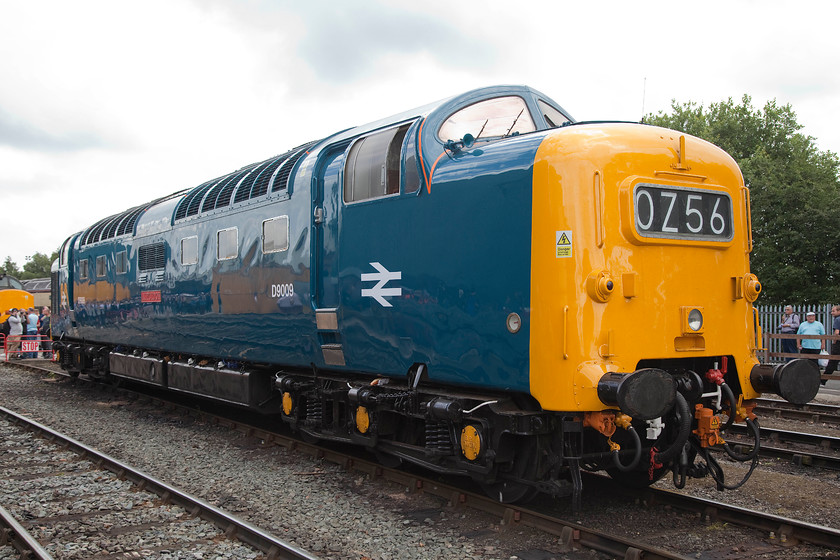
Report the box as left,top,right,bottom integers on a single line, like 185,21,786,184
634,184,733,242
271,283,294,298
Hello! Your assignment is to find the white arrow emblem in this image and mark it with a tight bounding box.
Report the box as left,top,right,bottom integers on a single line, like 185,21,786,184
361,262,402,307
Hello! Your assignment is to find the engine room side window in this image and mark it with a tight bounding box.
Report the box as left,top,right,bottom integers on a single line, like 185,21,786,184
79,259,89,280
438,96,535,143
537,99,572,128
138,242,166,271
115,251,128,274
262,216,289,253
180,236,198,265
96,255,107,277
344,124,409,203
217,228,238,261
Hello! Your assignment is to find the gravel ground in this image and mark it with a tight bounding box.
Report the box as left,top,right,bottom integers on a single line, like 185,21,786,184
0,365,587,560
1,363,839,559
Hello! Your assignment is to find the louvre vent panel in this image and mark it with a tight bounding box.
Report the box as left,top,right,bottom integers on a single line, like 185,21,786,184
138,242,166,271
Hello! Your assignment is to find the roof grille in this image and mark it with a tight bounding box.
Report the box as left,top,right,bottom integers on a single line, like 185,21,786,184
116,206,147,236
272,141,317,192
202,163,260,212
232,157,276,204
174,179,218,220
248,154,291,200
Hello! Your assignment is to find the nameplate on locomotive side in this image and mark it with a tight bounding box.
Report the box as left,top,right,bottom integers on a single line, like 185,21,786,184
141,290,162,303
633,184,733,242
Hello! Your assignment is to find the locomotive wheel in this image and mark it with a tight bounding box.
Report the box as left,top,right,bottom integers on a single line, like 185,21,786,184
479,437,540,503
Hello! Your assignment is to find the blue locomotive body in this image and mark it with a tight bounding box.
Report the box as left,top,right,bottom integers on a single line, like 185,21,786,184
54,86,548,393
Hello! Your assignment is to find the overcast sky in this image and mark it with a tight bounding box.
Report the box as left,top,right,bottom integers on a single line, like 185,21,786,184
1,0,838,270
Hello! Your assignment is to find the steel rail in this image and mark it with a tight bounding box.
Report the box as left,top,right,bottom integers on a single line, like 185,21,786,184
641,486,840,549
754,397,840,425
0,404,318,560
0,503,54,560
727,423,840,452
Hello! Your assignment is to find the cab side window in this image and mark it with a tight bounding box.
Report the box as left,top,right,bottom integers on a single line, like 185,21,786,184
537,99,572,128
344,124,410,203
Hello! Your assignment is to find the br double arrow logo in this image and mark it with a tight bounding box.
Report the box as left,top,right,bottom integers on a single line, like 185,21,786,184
361,262,402,307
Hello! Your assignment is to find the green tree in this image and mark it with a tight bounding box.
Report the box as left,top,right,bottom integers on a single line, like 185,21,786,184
0,257,22,278
0,251,58,280
646,96,840,304
21,251,58,280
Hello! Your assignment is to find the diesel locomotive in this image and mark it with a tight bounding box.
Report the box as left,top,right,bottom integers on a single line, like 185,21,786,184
51,85,820,505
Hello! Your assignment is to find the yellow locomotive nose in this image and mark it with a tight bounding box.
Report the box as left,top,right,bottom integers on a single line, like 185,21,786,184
528,124,773,413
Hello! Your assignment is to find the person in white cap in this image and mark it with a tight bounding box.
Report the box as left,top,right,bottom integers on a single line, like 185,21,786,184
797,311,825,363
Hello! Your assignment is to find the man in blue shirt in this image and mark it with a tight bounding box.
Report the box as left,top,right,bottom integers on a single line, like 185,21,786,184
797,311,825,364
822,305,840,378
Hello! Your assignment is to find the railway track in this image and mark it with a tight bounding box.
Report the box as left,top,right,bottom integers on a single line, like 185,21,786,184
726,423,840,469
754,396,840,425
0,404,317,560
4,360,840,558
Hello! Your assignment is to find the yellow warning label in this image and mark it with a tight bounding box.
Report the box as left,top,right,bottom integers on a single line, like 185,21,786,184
556,230,572,258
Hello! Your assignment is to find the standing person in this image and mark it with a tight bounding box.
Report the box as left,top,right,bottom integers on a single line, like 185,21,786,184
25,307,39,359
1,310,9,356
823,305,840,381
7,309,23,359
778,305,801,362
38,307,51,358
797,311,825,364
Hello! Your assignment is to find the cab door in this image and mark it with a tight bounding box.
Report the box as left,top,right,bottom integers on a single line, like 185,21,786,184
56,234,80,335
311,142,349,366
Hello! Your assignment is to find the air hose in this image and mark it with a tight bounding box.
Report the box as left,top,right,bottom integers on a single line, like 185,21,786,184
719,382,737,432
611,425,642,472
653,392,692,465
723,416,761,462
